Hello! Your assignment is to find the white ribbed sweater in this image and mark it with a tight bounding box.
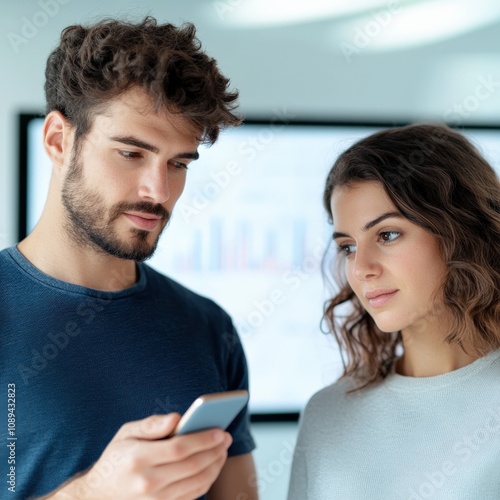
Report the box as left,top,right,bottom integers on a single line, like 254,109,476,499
288,349,500,500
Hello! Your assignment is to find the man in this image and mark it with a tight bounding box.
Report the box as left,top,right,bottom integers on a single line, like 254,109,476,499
0,17,258,500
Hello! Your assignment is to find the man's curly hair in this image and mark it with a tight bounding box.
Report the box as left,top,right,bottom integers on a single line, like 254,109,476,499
44,16,241,145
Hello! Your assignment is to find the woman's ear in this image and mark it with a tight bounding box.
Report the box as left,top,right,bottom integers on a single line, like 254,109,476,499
43,111,74,169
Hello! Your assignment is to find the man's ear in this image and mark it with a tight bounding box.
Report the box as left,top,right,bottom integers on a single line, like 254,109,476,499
43,111,74,168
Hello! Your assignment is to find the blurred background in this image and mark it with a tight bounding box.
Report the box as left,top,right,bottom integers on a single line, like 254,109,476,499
2,1,500,498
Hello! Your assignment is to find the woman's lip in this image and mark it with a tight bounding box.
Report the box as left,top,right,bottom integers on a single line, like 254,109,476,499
367,290,398,308
123,213,161,231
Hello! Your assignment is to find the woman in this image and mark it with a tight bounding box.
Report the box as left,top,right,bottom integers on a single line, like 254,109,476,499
287,123,500,500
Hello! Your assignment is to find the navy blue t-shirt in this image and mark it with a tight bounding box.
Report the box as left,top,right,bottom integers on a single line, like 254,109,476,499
0,246,255,499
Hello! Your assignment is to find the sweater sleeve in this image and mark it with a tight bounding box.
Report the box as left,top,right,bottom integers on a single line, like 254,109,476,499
287,404,311,499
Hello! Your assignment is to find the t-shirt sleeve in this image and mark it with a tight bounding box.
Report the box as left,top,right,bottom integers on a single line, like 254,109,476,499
287,403,310,500
220,322,256,457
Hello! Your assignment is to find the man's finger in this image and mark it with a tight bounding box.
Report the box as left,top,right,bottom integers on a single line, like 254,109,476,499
114,413,181,442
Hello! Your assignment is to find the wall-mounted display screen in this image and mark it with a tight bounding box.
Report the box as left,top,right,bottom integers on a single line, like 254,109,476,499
19,115,500,416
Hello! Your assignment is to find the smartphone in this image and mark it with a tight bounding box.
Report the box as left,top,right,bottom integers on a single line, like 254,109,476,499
173,390,249,436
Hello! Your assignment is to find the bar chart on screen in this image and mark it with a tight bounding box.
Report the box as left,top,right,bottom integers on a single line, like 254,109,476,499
21,116,500,415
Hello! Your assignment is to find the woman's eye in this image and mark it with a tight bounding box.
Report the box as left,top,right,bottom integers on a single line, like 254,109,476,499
337,244,356,256
379,231,401,242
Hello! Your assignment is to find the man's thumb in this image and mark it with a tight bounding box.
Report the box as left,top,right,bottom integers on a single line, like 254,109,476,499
117,413,181,441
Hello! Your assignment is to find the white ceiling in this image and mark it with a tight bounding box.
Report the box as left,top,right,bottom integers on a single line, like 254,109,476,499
0,0,498,246
1,0,499,121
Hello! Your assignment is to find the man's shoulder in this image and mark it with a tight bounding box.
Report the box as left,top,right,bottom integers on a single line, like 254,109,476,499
0,246,21,276
140,263,231,322
140,262,213,304
0,246,14,262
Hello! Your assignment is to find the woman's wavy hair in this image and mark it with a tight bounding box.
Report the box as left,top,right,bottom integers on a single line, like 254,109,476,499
44,17,241,145
322,123,500,389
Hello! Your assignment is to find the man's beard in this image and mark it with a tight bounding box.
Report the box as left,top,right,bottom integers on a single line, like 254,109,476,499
61,154,170,262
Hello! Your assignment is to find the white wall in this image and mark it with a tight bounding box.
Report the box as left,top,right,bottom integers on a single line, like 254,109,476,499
1,1,499,498
2,0,500,249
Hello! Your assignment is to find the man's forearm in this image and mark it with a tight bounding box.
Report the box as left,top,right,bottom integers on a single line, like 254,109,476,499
35,471,90,500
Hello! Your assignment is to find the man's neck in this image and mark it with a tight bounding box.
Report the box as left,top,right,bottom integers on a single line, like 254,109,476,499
18,221,138,292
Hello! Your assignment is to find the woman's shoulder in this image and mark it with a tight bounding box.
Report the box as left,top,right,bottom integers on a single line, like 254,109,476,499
294,377,371,443
301,376,360,418
310,376,354,400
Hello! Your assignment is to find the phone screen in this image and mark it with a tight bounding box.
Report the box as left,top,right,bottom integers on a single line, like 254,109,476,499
174,390,249,435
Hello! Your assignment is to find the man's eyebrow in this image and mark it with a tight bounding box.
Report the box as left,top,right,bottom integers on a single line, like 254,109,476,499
110,135,159,154
109,135,199,160
173,151,200,161
332,211,403,240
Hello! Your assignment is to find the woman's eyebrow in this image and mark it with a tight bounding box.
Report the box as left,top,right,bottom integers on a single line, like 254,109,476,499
332,211,403,240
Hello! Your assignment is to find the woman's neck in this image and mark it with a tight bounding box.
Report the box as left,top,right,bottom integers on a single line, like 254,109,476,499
396,323,479,377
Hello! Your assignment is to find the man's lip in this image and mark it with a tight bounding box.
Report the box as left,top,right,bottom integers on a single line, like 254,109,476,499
365,289,399,300
123,212,162,220
123,213,162,231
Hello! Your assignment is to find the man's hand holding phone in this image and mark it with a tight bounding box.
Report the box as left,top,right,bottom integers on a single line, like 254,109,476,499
68,413,231,500
46,391,248,500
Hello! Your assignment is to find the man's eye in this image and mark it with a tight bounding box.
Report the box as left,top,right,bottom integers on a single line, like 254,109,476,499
172,161,188,170
119,150,142,159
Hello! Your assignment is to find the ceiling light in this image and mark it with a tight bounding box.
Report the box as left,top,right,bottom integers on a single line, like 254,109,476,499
331,0,500,52
211,0,416,27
